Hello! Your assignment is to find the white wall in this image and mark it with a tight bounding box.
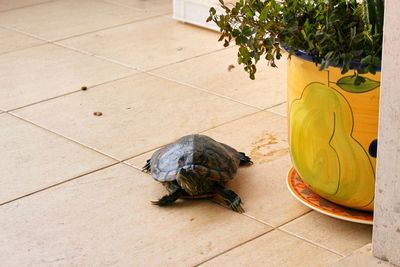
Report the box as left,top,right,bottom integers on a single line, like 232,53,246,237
372,0,400,265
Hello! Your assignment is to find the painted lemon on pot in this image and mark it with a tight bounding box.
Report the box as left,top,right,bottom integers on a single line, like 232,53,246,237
288,55,380,211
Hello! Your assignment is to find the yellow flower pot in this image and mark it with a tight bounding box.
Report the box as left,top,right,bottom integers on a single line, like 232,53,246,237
288,53,380,211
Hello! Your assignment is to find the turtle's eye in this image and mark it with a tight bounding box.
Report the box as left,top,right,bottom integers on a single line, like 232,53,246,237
180,168,187,175
178,156,185,167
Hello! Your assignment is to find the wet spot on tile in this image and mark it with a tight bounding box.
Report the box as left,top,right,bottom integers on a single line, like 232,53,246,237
250,132,288,163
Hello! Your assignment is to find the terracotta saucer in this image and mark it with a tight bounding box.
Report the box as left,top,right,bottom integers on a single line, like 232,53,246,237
287,167,373,225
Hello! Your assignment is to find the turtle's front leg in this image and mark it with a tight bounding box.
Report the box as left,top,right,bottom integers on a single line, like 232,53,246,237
214,183,244,213
151,188,185,206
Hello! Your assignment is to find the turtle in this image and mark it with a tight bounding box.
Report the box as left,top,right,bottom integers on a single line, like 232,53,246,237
142,134,252,213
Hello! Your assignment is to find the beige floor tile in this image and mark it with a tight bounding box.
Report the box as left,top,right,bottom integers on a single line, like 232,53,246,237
152,48,288,109
0,113,115,204
0,27,44,54
104,0,172,14
0,163,272,266
0,44,135,110
280,211,373,256
59,16,223,71
232,156,311,227
0,0,51,12
200,230,341,266
329,244,396,267
13,73,257,160
268,102,288,117
126,111,310,226
0,0,152,41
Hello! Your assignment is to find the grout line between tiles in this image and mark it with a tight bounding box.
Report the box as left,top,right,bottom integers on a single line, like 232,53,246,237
263,101,287,112
278,228,344,257
52,42,142,70
52,13,170,43
52,42,94,56
100,0,172,14
121,161,143,171
275,209,314,228
196,227,343,266
1,11,168,45
194,229,274,266
142,46,229,73
0,161,120,207
0,0,55,13
54,43,229,74
7,113,121,161
92,54,137,69
121,147,164,166
0,25,49,42
0,41,49,57
99,0,143,10
199,110,264,133
241,213,275,228
6,71,142,113
146,71,264,110
141,45,231,76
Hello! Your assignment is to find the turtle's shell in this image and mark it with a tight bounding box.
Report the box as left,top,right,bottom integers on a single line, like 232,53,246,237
149,135,241,182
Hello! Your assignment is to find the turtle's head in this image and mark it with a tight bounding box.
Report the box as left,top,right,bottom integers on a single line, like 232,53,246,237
176,168,197,195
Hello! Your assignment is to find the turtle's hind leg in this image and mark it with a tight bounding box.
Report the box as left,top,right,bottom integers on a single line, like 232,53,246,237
142,159,151,173
239,152,253,166
151,188,185,206
214,183,244,213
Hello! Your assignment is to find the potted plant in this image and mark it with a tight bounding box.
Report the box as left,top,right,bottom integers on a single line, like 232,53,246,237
208,0,383,212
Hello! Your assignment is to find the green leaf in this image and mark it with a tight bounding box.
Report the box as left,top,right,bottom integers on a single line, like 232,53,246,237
232,29,241,37
242,26,252,37
336,76,380,93
235,35,248,45
223,40,230,47
259,5,270,21
209,7,216,15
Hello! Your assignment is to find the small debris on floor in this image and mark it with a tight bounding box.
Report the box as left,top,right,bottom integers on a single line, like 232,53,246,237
93,112,103,116
81,86,88,91
227,64,235,71
177,47,183,51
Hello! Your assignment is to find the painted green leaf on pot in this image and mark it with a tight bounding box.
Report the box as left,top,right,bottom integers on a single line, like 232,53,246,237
336,76,380,93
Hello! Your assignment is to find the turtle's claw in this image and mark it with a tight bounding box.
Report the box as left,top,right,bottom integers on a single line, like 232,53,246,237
151,200,160,205
230,198,245,213
237,205,245,213
151,189,184,206
142,159,151,173
231,203,245,213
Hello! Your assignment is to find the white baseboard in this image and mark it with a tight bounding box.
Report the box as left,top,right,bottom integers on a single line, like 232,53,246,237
173,0,221,31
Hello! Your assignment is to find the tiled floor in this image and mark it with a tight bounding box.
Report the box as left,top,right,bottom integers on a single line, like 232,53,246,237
0,0,373,266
